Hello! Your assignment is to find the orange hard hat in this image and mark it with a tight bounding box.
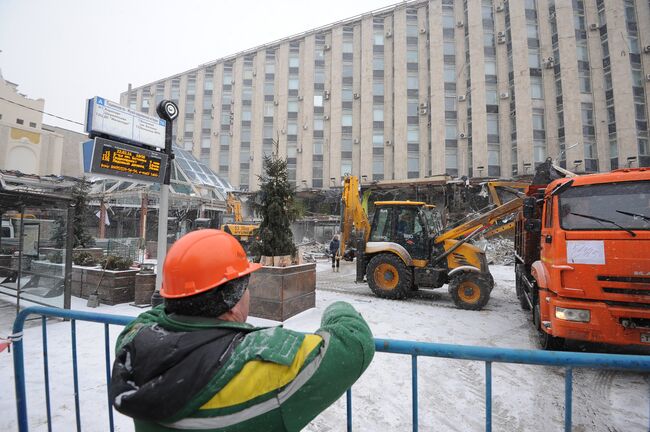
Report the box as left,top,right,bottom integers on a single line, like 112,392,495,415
160,229,262,299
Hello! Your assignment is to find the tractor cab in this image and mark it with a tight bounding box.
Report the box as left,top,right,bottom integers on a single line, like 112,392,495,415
370,201,441,261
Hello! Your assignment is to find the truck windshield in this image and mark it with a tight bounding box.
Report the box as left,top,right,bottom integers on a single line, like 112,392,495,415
559,181,650,231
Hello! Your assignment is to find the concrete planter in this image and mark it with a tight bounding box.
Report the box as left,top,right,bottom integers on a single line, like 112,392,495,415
0,255,12,277
134,273,156,305
31,260,66,278
80,268,139,305
33,260,138,305
32,261,90,298
248,262,316,321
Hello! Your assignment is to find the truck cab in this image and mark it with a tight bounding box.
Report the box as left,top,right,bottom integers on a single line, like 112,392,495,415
1,220,14,239
517,168,650,349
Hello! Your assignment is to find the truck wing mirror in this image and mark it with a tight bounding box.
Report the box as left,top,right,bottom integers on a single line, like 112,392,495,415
522,197,537,219
524,219,542,233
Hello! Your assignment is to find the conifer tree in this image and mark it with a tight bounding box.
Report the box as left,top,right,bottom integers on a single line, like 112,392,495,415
251,151,297,258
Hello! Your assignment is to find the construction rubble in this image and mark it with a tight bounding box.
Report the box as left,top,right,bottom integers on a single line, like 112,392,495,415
484,237,515,266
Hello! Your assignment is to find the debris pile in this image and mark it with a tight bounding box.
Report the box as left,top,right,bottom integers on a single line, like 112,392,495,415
484,237,515,266
297,240,329,262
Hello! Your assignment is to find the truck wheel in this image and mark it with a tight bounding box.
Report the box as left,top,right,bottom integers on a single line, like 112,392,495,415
515,264,531,311
448,272,492,310
533,296,564,350
367,253,411,299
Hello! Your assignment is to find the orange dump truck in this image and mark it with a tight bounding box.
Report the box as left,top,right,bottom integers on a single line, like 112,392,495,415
515,161,650,349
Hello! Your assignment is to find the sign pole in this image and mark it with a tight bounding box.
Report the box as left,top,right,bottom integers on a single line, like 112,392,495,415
151,101,178,307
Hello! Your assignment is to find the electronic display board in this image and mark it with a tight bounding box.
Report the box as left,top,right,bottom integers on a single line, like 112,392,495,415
90,136,168,184
86,96,166,149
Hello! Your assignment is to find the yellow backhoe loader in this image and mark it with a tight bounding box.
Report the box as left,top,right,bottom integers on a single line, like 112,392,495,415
222,193,259,249
340,175,523,310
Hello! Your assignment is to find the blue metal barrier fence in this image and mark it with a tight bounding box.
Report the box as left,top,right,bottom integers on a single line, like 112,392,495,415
12,306,650,432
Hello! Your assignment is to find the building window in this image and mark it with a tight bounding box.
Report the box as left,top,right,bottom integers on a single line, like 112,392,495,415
16,118,24,125
445,96,457,111
484,60,496,76
527,50,540,68
444,41,455,55
29,121,36,128
530,76,543,99
444,65,456,82
373,81,384,96
486,88,497,105
487,114,499,136
373,106,384,122
445,121,457,140
407,73,419,90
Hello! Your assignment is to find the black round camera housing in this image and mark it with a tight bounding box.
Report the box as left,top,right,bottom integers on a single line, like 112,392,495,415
156,100,179,122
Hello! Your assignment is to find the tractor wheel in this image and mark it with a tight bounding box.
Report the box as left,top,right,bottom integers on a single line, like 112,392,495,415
533,294,564,351
448,272,492,310
367,253,412,299
515,264,531,311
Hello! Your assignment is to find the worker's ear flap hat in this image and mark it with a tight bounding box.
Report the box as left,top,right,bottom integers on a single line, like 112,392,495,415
160,229,262,304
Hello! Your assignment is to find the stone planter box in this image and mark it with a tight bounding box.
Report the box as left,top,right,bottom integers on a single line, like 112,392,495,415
32,260,87,297
31,260,65,275
80,268,139,305
0,255,12,277
248,262,316,321
134,273,156,305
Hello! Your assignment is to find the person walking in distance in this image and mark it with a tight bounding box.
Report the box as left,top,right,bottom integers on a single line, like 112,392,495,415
329,234,341,272
110,229,374,432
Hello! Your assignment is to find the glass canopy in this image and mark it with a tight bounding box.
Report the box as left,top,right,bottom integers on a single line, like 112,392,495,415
89,145,232,210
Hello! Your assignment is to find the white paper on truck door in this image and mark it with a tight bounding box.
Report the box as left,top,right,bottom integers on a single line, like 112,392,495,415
566,240,605,265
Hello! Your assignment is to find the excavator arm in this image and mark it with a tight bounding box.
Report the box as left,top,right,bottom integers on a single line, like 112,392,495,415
435,197,524,244
226,193,243,223
340,175,371,256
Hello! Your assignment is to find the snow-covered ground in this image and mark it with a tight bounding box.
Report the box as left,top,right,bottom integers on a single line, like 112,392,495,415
1,261,648,431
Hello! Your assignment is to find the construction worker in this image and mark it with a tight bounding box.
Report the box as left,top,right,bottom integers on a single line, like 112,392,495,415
329,234,341,272
110,229,375,432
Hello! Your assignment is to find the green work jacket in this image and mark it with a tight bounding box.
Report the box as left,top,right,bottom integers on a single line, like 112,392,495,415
110,301,375,431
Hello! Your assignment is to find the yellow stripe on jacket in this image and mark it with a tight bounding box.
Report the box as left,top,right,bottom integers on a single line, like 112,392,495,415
200,334,323,410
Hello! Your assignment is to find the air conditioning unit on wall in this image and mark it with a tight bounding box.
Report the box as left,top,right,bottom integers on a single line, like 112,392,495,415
543,57,555,68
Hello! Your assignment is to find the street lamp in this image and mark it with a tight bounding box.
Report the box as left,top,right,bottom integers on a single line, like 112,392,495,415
151,100,179,307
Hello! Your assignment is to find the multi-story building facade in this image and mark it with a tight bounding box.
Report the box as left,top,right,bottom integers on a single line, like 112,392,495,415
121,0,650,190
0,71,86,177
